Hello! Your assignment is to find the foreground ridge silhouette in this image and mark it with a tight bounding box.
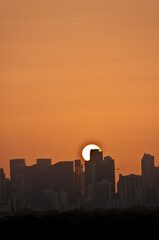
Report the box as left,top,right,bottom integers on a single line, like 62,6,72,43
0,151,159,213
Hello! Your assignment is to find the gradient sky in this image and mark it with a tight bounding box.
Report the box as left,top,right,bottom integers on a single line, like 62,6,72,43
1,0,159,179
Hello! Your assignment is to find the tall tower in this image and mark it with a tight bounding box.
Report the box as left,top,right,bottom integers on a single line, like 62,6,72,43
95,156,115,195
103,156,115,194
0,169,10,205
85,149,103,200
141,153,155,186
74,160,84,198
10,159,26,183
90,149,103,164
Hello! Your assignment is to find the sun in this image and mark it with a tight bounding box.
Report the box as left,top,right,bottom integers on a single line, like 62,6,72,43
82,144,101,161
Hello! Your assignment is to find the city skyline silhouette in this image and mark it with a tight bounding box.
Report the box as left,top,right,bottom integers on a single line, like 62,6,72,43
0,147,159,213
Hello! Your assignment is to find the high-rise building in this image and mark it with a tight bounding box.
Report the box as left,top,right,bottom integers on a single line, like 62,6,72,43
50,161,74,205
74,160,84,198
10,159,26,183
141,153,155,186
94,180,112,208
10,158,52,210
152,167,159,206
96,156,115,195
10,159,31,210
85,149,116,205
117,174,143,208
90,149,103,164
85,149,103,189
0,169,10,205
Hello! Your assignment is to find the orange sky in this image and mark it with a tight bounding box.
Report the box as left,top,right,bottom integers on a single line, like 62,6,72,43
1,0,159,180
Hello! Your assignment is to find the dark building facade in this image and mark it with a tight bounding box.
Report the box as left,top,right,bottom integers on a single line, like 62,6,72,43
96,156,115,195
74,160,84,198
153,167,159,205
90,149,103,164
141,153,154,187
9,159,74,210
85,149,116,207
0,169,10,205
10,159,26,183
49,161,74,205
117,174,143,208
141,153,158,206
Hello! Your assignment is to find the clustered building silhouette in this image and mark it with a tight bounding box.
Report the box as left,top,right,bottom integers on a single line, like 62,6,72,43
0,150,159,213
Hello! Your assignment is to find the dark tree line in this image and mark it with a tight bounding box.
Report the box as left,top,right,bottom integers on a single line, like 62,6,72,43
0,207,159,239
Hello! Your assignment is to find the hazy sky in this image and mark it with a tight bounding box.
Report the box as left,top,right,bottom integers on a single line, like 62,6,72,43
1,0,159,178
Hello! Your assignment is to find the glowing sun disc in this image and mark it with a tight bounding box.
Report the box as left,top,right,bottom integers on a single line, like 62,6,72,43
82,144,101,161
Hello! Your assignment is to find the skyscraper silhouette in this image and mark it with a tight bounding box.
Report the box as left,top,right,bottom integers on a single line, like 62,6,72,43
85,149,116,207
49,161,74,206
90,149,103,164
74,160,84,198
10,159,26,183
117,174,142,208
141,153,154,186
0,169,10,206
96,156,115,196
